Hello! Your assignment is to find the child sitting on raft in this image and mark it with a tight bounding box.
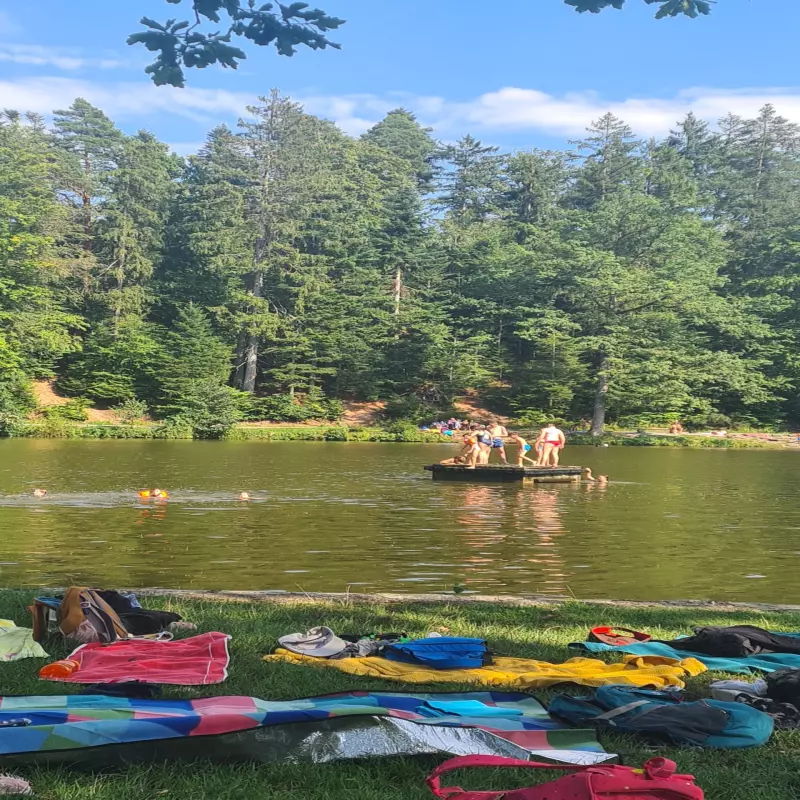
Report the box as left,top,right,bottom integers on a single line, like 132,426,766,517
440,435,482,468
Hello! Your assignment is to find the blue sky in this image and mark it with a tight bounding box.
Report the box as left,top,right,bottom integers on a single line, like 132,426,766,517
1,0,799,154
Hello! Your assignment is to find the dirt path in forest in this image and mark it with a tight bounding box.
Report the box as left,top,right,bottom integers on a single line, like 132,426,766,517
32,380,122,423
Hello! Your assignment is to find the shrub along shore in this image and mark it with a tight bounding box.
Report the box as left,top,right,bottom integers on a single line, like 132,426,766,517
2,590,799,800
0,420,788,448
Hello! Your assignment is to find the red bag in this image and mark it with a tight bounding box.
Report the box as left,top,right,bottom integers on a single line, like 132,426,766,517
426,755,704,800
588,626,652,646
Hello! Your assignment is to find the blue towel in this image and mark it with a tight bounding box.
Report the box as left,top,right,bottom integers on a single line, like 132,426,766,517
570,640,800,674
419,700,524,718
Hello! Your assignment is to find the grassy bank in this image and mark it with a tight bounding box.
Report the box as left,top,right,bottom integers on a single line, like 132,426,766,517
1,422,790,448
568,432,781,449
2,590,800,799
2,421,444,443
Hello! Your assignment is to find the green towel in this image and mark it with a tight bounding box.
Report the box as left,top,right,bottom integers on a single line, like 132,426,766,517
0,621,48,661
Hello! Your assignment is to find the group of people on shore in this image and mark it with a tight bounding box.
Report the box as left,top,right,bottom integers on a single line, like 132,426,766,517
440,422,567,469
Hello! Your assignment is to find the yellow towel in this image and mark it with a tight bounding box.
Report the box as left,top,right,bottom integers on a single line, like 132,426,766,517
264,649,706,690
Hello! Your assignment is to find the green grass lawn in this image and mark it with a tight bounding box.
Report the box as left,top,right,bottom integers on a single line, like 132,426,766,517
2,591,800,799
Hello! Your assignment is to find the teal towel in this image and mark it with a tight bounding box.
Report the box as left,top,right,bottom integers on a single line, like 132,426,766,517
421,700,523,717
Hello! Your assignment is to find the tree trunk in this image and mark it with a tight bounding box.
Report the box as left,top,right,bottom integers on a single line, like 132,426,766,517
233,270,264,394
590,358,609,436
233,329,249,389
240,334,259,393
393,266,402,317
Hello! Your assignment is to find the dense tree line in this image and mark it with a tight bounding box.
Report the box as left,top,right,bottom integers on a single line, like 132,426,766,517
0,95,798,436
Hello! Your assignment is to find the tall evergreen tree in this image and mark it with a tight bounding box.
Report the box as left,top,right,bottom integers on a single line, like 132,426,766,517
158,305,238,436
570,113,642,208
362,109,438,190
438,136,506,225
52,99,123,250
0,115,82,380
95,131,178,325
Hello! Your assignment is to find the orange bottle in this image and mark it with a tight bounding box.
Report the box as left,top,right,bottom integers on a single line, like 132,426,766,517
39,659,80,679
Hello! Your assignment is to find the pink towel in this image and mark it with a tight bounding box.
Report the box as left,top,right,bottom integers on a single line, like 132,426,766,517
46,632,231,686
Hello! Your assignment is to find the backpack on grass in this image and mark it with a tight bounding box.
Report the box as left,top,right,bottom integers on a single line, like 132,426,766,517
426,755,704,800
384,637,491,670
30,588,130,644
549,686,773,749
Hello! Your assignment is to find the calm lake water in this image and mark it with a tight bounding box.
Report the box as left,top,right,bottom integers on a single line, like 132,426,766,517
0,439,797,603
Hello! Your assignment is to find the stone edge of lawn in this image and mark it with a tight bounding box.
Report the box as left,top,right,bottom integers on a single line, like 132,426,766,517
52,588,800,616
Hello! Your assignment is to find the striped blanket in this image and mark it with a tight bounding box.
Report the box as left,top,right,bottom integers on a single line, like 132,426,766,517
0,691,607,765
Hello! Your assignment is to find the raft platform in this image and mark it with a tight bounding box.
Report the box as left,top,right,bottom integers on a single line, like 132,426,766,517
424,464,583,484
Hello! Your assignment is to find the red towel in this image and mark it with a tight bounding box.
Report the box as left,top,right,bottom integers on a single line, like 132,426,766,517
46,632,231,686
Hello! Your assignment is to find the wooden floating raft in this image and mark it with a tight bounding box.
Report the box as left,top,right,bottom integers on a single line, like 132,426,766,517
424,464,583,484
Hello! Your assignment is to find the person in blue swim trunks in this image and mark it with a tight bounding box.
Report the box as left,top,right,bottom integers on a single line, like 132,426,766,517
509,432,537,467
489,420,510,465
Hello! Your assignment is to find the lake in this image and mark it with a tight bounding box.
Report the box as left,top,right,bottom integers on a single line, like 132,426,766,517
0,439,797,603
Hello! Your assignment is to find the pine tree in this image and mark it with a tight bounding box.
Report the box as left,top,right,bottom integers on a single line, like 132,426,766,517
570,113,642,208
362,109,439,190
158,305,238,437
95,131,177,325
52,99,123,249
0,115,82,380
503,150,568,228
438,136,506,225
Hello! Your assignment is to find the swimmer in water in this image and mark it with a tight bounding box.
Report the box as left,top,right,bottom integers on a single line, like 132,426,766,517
238,492,252,501
139,489,168,500
32,488,47,497
583,468,609,484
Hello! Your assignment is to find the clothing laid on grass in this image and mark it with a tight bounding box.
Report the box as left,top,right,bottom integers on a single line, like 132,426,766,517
734,694,800,730
571,639,800,674
0,692,609,768
656,626,800,657
264,649,706,690
549,686,774,749
40,632,230,685
0,621,47,662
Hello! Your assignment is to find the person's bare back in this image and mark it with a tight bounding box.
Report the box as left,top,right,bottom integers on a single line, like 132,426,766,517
488,422,509,464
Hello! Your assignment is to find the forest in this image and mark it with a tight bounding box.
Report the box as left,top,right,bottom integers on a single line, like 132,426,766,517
1,94,799,437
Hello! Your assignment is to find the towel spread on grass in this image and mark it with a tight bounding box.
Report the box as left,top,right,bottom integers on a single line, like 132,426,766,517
264,649,706,689
0,620,48,662
570,640,800,674
42,632,230,685
0,691,605,763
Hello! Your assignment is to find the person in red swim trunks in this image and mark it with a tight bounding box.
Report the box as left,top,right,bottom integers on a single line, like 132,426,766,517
535,423,566,467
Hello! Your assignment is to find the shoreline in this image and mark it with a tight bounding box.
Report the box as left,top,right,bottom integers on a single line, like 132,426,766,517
0,423,791,448
19,588,800,615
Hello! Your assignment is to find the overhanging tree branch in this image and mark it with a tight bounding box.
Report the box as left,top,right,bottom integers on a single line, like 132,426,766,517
127,1,345,87
565,0,713,18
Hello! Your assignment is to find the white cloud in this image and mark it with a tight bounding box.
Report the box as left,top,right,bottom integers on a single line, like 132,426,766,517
442,86,800,138
2,75,800,142
0,77,252,123
0,44,127,71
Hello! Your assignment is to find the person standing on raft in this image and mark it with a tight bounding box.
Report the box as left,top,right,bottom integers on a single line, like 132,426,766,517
489,420,510,464
509,432,537,467
535,423,566,467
